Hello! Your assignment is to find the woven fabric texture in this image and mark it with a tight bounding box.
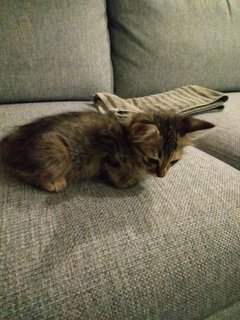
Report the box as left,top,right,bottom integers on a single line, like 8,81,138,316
108,0,240,97
0,102,240,320
195,92,240,170
94,85,228,116
0,0,112,103
204,302,240,320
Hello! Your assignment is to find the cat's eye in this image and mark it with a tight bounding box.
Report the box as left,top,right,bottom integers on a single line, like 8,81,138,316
170,159,179,166
146,157,161,177
147,157,159,165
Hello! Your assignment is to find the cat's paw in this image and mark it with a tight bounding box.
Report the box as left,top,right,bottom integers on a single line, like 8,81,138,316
41,177,67,192
114,178,138,189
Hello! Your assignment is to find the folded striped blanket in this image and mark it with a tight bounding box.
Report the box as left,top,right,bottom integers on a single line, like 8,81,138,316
93,85,228,118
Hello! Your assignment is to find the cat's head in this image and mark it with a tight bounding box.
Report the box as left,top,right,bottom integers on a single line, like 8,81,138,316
102,111,214,188
128,111,214,178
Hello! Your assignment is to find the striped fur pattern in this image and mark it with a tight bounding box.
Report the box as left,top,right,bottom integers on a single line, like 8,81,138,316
0,110,214,192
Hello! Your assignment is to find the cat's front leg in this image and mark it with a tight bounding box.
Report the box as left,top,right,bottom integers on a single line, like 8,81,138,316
39,176,67,192
104,163,138,189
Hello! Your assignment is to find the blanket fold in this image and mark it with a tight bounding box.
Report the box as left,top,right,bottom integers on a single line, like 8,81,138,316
93,85,228,118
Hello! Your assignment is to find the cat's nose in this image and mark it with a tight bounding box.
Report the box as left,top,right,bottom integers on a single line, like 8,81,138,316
159,170,166,178
158,166,166,177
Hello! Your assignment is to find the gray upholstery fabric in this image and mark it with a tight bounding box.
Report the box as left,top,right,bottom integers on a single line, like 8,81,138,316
0,101,94,130
194,92,240,170
204,302,240,320
0,1,112,103
1,102,240,319
108,0,240,97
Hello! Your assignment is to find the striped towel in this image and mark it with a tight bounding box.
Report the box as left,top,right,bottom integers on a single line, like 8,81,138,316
93,85,228,118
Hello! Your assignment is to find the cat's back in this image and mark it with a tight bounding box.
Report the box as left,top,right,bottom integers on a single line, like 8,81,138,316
18,111,108,135
37,111,118,132
0,111,120,163
1,111,115,142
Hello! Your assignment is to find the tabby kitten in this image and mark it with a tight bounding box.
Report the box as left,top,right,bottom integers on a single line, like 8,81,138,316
0,110,214,192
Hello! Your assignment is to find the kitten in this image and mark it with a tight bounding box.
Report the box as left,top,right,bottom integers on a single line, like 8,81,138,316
0,110,214,192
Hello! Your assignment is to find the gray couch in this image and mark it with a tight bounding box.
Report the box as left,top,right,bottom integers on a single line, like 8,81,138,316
0,1,239,319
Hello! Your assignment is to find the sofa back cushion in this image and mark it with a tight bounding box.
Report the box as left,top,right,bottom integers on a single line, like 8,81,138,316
0,0,112,103
108,0,240,97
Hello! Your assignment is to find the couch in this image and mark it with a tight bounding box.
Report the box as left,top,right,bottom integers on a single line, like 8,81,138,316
0,1,239,319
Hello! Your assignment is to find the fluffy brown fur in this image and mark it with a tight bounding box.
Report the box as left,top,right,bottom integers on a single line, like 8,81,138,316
0,110,214,192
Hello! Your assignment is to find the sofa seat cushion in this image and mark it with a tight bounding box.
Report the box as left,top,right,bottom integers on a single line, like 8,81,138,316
0,0,112,103
108,0,240,97
1,101,240,319
0,101,94,130
194,92,240,170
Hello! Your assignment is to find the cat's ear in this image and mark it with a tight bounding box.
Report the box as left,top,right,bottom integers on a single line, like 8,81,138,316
177,116,215,136
130,123,160,144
